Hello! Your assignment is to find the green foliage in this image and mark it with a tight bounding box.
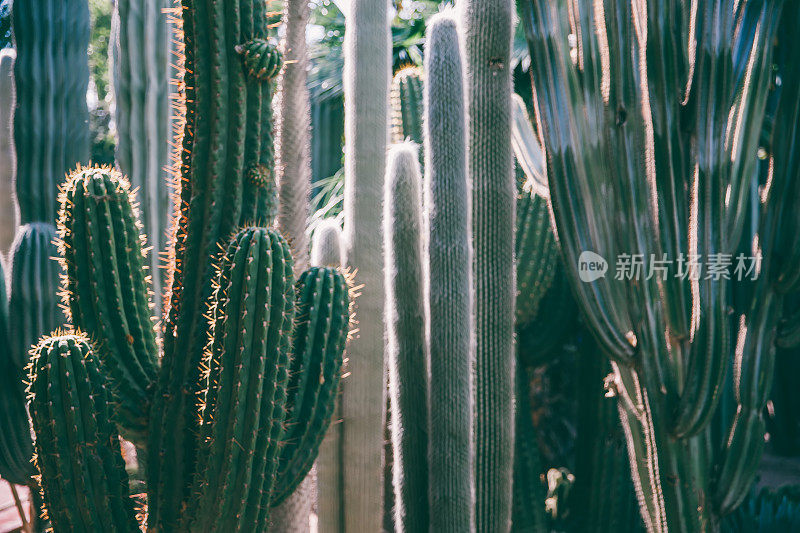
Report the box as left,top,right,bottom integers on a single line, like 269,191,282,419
724,485,800,533
0,0,10,49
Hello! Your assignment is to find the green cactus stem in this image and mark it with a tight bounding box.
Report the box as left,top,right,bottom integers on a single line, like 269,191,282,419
12,0,90,224
384,142,429,532
27,334,138,532
146,1,282,527
463,0,517,529
423,13,474,533
272,266,350,505
58,166,159,445
185,227,295,532
8,223,65,371
391,66,424,146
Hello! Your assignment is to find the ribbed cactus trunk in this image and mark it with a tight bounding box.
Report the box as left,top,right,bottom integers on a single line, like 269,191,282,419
384,143,429,532
424,13,475,533
338,0,391,530
390,67,424,146
146,0,282,528
110,0,171,311
462,1,516,531
0,48,16,252
313,220,346,532
277,0,311,273
12,0,90,225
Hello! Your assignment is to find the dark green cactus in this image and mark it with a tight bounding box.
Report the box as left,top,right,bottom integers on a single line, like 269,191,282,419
423,13,473,533
522,0,796,529
9,223,65,371
0,257,35,487
391,66,424,146
272,266,350,506
147,1,282,527
27,334,138,532
384,142,429,532
58,166,159,444
185,227,294,532
12,0,90,224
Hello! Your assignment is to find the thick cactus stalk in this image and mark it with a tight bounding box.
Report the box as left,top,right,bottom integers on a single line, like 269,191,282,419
8,223,65,371
27,334,139,532
277,0,312,273
146,0,282,527
0,48,17,252
339,0,391,530
12,0,90,224
462,0,517,530
0,258,34,487
185,227,295,532
58,167,159,444
384,143,429,532
390,67,424,146
312,221,347,532
111,0,171,311
423,13,474,533
272,266,350,505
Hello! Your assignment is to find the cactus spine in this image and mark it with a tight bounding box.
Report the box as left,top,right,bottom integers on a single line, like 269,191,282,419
384,143,429,532
110,0,171,310
423,13,474,532
338,0,391,530
27,334,138,532
391,67,424,146
8,223,65,371
12,0,90,224
277,0,312,273
463,0,517,530
58,167,159,444
0,48,16,252
185,228,294,532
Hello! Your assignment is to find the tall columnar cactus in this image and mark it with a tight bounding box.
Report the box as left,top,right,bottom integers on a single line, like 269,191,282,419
522,0,794,529
58,167,159,444
0,257,35,487
423,13,474,533
277,0,312,273
0,48,17,252
8,223,65,371
384,143,429,532
12,0,90,224
147,1,282,527
185,228,294,532
390,66,424,146
27,334,139,532
338,0,391,530
110,0,171,309
463,0,516,530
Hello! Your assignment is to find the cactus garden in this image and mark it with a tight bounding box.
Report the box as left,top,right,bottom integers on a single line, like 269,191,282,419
0,0,798,532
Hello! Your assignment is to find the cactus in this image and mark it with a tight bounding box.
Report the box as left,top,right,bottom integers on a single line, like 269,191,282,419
272,266,351,505
12,0,90,225
522,0,794,529
0,48,17,252
0,257,35,487
391,66,424,146
463,0,517,530
8,223,65,371
110,0,171,311
311,219,345,268
57,167,159,444
384,143,429,532
185,228,294,532
423,13,474,532
277,0,312,273
337,0,391,530
27,334,139,532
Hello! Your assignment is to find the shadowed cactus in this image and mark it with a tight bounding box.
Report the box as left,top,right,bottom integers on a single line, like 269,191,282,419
391,66,424,146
